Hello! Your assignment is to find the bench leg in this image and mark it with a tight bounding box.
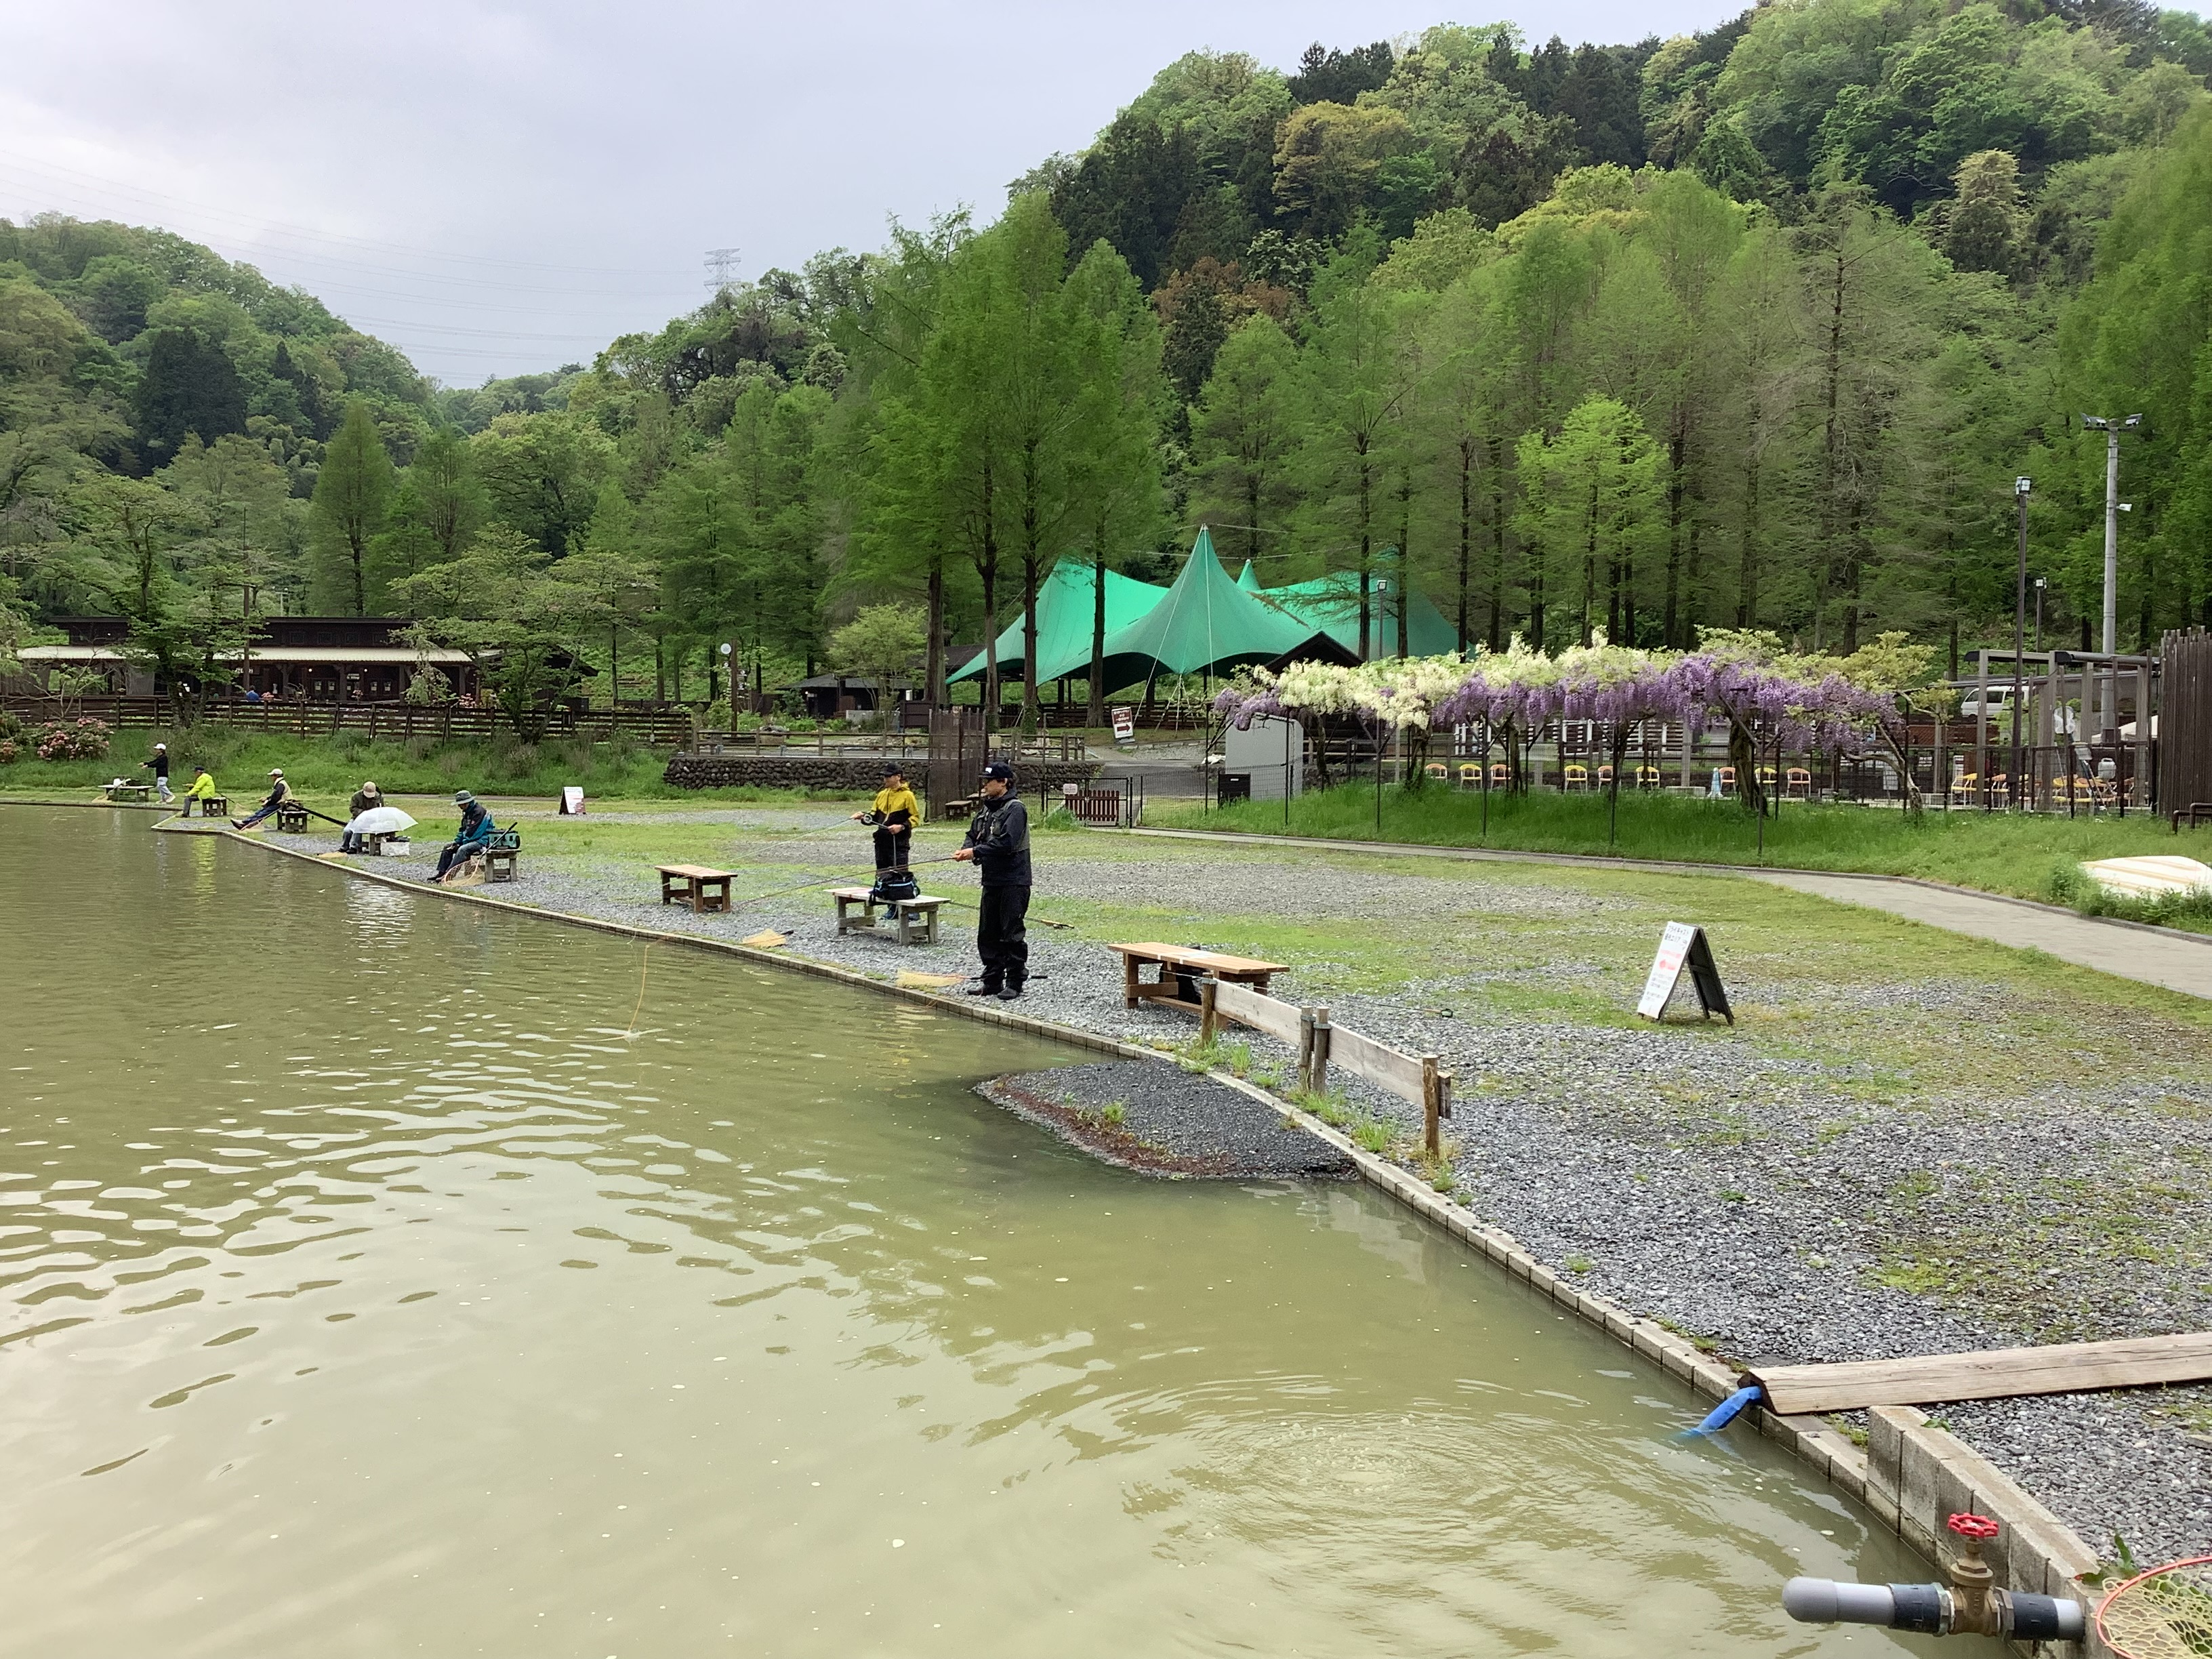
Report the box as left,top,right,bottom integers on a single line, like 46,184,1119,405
1124,954,1140,1009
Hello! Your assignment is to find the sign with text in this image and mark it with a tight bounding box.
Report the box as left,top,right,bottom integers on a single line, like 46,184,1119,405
559,785,586,815
1637,922,1733,1023
1111,705,1135,742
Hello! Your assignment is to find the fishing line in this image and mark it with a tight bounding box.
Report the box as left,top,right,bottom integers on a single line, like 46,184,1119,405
625,941,654,1038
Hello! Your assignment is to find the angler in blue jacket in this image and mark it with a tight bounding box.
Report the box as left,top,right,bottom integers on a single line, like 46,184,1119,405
431,790,493,882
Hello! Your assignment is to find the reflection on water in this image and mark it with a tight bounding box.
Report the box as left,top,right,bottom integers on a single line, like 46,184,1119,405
0,807,1976,1658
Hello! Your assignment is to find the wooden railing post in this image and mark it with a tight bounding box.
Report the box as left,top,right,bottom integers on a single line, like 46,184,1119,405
1309,1007,1330,1097
1421,1054,1443,1158
1198,976,1218,1047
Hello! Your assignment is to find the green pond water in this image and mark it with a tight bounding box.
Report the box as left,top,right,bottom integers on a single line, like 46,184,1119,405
0,805,1979,1657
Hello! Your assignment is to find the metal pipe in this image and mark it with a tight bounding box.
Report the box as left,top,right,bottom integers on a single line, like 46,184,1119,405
1784,1578,2082,1641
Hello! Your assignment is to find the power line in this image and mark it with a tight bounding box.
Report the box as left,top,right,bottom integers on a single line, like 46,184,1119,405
0,148,676,277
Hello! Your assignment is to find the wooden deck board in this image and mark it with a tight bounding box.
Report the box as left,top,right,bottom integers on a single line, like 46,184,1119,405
1748,1331,2212,1414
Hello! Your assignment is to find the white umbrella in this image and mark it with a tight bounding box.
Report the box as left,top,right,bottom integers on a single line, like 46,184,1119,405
345,805,417,836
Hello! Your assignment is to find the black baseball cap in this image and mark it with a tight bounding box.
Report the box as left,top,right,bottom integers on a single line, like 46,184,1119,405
882,762,905,777
981,762,1013,783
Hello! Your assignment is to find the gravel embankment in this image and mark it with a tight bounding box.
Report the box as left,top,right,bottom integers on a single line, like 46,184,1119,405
979,1061,1355,1180
257,815,2212,1561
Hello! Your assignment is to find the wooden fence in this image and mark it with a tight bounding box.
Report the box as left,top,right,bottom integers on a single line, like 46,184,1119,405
1197,977,1455,1157
5,695,696,747
2163,628,2212,819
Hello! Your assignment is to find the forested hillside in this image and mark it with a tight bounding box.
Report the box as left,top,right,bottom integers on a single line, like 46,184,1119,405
5,0,2212,722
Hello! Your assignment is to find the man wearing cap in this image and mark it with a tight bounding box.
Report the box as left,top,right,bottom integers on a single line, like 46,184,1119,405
182,765,218,816
142,741,172,805
342,780,384,854
432,790,493,882
853,763,919,880
952,762,1031,1000
233,768,293,829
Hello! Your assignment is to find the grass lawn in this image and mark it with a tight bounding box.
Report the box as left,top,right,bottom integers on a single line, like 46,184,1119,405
1154,782,2212,926
0,728,858,807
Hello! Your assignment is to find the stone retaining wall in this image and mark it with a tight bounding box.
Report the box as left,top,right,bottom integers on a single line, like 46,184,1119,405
662,752,1101,798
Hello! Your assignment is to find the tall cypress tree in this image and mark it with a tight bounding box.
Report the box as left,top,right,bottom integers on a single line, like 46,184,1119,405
308,403,396,615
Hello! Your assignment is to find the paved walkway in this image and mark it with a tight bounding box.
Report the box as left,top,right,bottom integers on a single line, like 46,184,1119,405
1119,827,2212,1002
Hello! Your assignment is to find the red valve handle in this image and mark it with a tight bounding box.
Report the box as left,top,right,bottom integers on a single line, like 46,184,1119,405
1948,1513,2001,1540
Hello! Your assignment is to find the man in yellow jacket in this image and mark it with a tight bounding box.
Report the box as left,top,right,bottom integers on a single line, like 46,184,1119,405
182,766,218,817
853,763,919,880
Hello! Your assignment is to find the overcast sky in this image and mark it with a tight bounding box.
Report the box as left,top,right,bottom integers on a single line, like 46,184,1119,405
1,0,1740,386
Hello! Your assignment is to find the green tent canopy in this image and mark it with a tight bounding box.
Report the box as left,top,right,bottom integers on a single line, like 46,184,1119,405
947,558,1168,684
1090,527,1324,691
1258,572,1460,659
1235,560,1263,592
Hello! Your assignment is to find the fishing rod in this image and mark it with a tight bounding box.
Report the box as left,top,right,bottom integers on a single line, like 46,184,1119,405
724,854,1078,930
724,854,967,909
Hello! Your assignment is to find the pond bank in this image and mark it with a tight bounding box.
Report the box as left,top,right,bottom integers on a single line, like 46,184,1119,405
223,804,2212,1575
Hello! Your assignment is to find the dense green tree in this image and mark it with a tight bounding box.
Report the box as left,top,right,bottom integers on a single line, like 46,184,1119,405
471,411,611,558
307,401,395,614
1515,395,1664,648
1191,315,1305,575
1296,229,1424,657
134,326,247,463
392,524,603,739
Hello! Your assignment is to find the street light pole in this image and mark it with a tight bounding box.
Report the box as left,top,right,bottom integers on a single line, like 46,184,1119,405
2081,414,2142,738
2013,476,2029,807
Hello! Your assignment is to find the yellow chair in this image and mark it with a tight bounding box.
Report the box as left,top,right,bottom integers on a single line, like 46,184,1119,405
1950,772,1978,806
1458,763,1481,787
1757,765,1779,789
1635,765,1662,790
1563,764,1589,792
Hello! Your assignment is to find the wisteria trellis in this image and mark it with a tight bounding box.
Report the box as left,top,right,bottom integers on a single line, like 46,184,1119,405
1212,640,1903,805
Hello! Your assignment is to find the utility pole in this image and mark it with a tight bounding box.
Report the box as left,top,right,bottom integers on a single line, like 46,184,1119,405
2081,413,2141,738
2013,476,2029,806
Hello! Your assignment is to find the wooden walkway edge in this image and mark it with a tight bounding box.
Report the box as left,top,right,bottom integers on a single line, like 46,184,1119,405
1748,1331,2212,1414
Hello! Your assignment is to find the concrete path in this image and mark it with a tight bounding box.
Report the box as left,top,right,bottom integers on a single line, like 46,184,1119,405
1118,826,2212,1002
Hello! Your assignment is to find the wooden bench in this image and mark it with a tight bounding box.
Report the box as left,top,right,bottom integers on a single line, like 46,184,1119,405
102,782,150,803
483,827,522,882
199,795,228,817
1109,941,1288,1008
656,863,734,913
2171,802,2212,832
831,886,947,945
275,802,311,832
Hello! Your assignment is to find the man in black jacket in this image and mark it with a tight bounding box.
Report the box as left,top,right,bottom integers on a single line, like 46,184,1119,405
953,762,1030,1000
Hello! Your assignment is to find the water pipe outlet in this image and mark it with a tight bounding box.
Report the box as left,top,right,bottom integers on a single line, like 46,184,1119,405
1782,1514,2084,1641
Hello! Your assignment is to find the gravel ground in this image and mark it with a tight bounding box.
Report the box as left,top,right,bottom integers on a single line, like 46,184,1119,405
979,1061,1355,1179
256,815,2212,1561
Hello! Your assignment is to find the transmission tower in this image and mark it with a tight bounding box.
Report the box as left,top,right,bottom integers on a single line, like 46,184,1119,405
703,247,742,295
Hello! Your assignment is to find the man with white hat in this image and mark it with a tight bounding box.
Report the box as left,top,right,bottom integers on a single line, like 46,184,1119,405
233,768,293,829
141,741,172,805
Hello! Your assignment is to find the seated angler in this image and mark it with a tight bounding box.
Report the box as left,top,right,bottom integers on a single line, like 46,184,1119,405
430,790,493,882
342,779,384,855
232,769,292,829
